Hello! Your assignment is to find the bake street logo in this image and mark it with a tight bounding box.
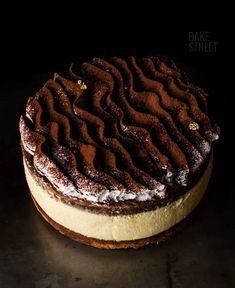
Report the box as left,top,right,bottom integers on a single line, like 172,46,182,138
188,32,217,52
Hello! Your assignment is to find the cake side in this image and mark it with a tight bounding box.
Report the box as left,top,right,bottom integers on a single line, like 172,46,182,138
23,153,213,243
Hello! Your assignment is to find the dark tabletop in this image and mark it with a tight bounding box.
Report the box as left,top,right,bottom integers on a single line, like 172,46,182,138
0,9,233,286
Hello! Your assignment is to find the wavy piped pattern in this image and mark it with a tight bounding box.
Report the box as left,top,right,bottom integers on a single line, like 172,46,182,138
20,56,219,203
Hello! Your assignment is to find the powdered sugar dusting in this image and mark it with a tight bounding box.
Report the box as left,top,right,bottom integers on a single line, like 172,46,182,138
20,115,167,203
137,188,166,201
19,116,36,155
175,169,190,186
32,149,166,203
34,152,79,198
25,97,36,123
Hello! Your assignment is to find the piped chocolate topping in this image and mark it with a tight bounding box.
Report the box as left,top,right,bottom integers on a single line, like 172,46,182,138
20,56,219,206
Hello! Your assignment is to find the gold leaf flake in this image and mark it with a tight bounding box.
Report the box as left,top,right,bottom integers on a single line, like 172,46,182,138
188,122,199,131
77,80,87,90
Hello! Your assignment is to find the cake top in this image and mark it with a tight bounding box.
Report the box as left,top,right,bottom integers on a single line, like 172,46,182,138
20,56,219,208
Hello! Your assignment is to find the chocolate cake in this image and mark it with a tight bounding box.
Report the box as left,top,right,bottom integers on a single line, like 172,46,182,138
19,56,219,249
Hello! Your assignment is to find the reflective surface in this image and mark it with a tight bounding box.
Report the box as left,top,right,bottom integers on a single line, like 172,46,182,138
0,72,234,288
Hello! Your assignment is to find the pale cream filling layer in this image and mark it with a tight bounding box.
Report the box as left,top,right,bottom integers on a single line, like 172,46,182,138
24,156,212,241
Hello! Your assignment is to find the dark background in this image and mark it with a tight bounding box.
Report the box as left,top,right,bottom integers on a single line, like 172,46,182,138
1,3,234,288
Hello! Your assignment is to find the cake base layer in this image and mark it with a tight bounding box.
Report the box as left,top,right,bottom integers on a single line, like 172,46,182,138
24,155,213,248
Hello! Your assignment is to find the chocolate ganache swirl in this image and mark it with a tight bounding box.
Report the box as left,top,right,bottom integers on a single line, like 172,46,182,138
20,56,219,205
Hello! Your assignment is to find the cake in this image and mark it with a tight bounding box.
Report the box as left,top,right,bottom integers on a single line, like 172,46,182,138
19,56,220,249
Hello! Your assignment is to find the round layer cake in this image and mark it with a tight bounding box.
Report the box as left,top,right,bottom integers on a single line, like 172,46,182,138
19,56,219,249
